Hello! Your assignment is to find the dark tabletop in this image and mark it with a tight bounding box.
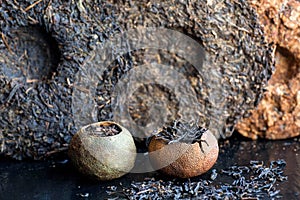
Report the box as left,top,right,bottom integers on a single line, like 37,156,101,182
0,134,299,200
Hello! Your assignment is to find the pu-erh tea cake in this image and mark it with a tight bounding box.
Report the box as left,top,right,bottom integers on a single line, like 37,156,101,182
0,0,274,160
236,0,300,139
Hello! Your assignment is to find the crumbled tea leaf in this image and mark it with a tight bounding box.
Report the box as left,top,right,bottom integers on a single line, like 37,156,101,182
85,123,121,137
107,160,287,199
155,120,208,144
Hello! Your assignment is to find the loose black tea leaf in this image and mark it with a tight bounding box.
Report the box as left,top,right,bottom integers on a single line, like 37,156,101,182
154,120,208,144
85,123,121,137
107,160,287,199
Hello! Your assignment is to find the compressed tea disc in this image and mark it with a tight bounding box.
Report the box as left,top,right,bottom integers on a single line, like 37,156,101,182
0,0,273,160
73,1,274,141
236,0,300,139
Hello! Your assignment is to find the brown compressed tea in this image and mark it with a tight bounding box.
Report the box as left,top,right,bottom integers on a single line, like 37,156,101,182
236,0,300,139
237,47,300,139
74,0,274,140
0,0,273,160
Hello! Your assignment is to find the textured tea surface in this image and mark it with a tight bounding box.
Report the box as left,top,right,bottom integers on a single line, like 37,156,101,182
237,47,300,139
1,0,273,159
75,0,274,140
237,0,300,139
248,0,300,60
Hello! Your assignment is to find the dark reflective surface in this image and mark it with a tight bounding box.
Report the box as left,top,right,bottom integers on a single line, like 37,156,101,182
0,134,299,200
